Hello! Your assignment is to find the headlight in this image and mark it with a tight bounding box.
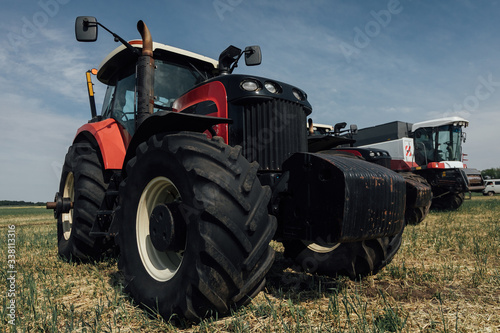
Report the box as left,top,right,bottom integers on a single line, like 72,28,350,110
241,79,261,92
264,81,281,94
292,88,306,101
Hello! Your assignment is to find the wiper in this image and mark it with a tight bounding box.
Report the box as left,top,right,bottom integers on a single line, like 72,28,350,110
188,62,207,81
154,103,173,111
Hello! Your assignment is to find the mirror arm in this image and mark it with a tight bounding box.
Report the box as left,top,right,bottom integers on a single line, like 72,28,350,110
228,51,245,74
95,21,141,57
228,48,257,73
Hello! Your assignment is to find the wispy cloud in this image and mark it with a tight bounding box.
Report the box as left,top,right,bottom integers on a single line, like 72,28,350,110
0,28,92,105
1,0,500,202
0,92,87,201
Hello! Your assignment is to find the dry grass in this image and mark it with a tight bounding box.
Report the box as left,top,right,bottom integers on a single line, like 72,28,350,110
0,196,499,332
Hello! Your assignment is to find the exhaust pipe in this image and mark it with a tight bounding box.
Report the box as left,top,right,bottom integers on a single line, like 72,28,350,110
136,20,155,129
137,20,153,56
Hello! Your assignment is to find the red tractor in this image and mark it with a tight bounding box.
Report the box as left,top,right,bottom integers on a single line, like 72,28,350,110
48,17,410,322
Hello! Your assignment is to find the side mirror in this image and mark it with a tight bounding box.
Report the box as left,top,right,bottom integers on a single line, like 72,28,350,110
350,124,358,134
75,16,98,42
244,46,262,66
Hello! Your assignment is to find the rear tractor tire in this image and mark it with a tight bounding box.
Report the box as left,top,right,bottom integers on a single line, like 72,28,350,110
431,192,465,210
283,227,404,280
57,143,110,261
115,132,276,322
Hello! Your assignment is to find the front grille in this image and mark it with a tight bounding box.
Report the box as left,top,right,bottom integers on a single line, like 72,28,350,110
242,99,307,171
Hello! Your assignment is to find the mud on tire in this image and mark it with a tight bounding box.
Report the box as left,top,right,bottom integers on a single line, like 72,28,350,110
115,132,276,322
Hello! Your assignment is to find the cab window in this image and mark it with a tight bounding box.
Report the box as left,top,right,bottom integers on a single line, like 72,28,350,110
153,59,210,110
101,85,115,119
99,57,212,136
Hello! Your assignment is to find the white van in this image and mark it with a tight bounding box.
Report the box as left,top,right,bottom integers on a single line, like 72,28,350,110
483,179,500,196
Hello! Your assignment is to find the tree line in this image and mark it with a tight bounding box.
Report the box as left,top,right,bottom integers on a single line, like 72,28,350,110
0,200,46,206
481,168,500,179
1,168,499,206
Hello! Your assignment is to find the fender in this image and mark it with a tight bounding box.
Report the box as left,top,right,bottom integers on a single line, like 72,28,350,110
280,152,405,242
122,111,231,177
172,81,229,142
75,118,128,170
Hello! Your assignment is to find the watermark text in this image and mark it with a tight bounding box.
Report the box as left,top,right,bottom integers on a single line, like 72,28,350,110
443,73,500,117
6,225,17,326
213,0,244,21
8,0,72,51
340,0,405,63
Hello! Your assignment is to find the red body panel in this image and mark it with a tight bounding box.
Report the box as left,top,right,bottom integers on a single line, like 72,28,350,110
76,118,128,170
172,81,229,143
335,149,362,157
76,82,227,170
426,162,446,169
390,159,419,171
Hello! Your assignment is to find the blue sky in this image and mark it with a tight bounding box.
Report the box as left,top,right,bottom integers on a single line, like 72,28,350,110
1,0,500,201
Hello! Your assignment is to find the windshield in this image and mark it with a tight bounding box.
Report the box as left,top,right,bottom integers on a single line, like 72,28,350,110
100,58,211,135
153,60,208,110
414,125,463,164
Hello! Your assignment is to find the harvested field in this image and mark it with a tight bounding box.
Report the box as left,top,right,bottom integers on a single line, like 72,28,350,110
0,196,498,332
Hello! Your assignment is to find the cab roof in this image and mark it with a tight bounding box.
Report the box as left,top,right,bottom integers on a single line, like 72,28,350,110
97,40,219,85
412,116,469,132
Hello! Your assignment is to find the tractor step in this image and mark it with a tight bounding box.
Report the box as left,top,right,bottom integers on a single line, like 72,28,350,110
90,210,114,237
90,172,122,238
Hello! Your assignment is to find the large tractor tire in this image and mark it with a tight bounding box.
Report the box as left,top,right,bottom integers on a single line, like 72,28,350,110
57,143,109,261
283,227,404,280
115,132,276,322
431,192,465,210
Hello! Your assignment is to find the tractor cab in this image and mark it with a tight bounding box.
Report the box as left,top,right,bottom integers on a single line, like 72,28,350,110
412,117,468,167
96,41,219,135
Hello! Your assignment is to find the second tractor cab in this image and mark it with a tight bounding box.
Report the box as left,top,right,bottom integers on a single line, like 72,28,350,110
350,116,477,210
412,117,468,167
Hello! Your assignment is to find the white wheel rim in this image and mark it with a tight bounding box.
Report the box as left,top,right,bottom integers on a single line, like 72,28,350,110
136,176,184,282
303,241,341,253
62,172,74,240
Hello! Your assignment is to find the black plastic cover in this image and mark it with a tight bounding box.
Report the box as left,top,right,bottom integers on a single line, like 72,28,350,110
280,152,405,243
